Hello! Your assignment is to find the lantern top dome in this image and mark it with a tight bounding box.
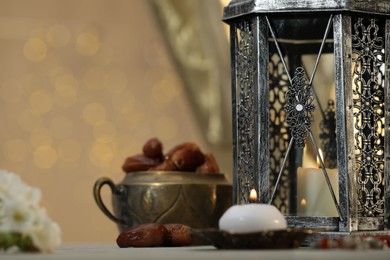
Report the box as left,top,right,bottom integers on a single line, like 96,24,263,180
223,0,390,21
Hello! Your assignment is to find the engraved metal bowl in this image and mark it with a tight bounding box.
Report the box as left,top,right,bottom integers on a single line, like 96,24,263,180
93,171,232,232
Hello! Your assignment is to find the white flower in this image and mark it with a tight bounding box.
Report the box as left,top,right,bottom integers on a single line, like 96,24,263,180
0,199,38,233
0,170,61,253
28,209,62,253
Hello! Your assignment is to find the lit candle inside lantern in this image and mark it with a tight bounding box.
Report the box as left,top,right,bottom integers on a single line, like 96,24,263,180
249,188,257,203
297,149,338,216
219,188,287,232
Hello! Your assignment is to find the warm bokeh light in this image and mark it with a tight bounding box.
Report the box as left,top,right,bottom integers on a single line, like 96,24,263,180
33,145,58,169
119,100,146,125
89,142,115,167
93,121,117,143
300,198,308,207
76,32,100,56
23,37,48,62
30,90,53,115
55,73,79,98
111,90,136,111
54,90,78,108
152,79,178,104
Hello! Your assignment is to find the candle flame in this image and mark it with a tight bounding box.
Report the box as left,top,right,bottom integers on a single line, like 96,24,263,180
316,149,324,168
249,189,257,203
300,198,307,207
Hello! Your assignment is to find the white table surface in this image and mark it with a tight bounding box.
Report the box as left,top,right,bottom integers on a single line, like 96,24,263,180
1,244,389,260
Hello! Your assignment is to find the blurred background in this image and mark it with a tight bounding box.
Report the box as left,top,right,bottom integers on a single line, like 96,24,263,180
0,0,232,242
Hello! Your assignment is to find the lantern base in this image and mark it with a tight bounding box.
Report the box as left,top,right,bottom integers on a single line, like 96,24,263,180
301,230,390,247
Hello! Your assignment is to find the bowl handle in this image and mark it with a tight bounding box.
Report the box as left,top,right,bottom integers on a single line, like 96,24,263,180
93,177,122,224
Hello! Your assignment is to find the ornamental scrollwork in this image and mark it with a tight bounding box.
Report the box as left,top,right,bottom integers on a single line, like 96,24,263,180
351,17,385,217
284,67,316,148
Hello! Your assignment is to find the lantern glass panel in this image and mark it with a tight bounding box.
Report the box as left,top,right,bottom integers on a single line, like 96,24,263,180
266,15,339,217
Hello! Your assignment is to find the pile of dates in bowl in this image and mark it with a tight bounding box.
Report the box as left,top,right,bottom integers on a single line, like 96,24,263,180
93,138,232,243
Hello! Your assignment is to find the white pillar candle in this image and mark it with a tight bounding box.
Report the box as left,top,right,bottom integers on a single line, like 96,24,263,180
297,167,338,216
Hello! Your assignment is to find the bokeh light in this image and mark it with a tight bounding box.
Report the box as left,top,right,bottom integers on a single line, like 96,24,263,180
23,37,48,62
152,79,178,104
30,90,53,115
119,100,146,125
55,73,79,98
111,90,136,111
93,121,117,143
33,145,58,169
89,142,115,167
76,32,100,56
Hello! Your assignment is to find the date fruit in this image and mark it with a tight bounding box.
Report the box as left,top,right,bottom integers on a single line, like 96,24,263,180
116,223,167,248
143,138,163,160
163,224,192,247
196,153,220,174
116,223,193,247
150,160,176,171
122,139,220,174
122,155,160,173
169,145,205,171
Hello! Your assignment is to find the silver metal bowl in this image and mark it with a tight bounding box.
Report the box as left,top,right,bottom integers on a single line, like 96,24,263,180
93,171,232,232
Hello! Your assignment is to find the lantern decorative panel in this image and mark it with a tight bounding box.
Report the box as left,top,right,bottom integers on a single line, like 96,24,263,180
223,0,390,237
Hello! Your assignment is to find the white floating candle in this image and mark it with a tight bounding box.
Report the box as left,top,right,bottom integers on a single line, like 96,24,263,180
219,203,287,233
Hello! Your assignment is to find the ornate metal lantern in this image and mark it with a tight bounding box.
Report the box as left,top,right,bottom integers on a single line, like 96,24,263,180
223,0,390,237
